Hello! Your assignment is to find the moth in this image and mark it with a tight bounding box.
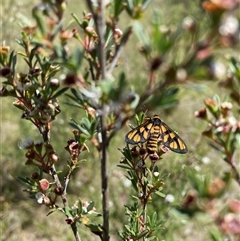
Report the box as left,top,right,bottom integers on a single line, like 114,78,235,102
125,115,188,154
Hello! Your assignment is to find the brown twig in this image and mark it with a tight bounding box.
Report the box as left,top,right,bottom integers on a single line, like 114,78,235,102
85,0,109,240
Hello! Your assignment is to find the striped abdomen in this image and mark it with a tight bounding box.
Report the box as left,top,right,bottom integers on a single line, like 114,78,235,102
146,125,160,154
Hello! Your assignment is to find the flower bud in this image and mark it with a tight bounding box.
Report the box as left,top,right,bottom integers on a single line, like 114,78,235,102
39,179,50,191
182,16,197,32
43,195,51,205
204,98,219,118
0,46,10,56
25,150,35,159
220,102,232,117
85,26,95,35
60,30,73,40
208,178,226,197
50,153,59,163
65,217,74,225
84,13,93,20
29,67,41,76
195,108,208,120
139,147,146,156
31,172,40,180
227,199,240,213
202,129,214,140
54,186,64,195
149,153,159,161
149,57,162,72
115,28,123,37
0,67,11,77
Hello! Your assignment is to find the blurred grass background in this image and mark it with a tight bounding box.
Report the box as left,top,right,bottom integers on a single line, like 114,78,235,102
1,0,239,241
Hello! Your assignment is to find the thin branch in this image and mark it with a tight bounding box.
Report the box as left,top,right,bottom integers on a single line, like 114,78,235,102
106,27,133,76
99,108,109,241
50,164,82,241
96,0,109,239
229,161,240,187
71,222,82,241
96,0,107,79
49,165,68,206
85,1,109,240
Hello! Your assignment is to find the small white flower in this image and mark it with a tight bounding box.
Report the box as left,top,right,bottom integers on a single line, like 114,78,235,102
159,25,169,34
165,194,175,203
50,78,59,87
219,16,239,36
16,82,31,91
71,205,77,210
138,192,143,198
194,165,201,172
153,172,160,177
202,156,210,164
228,116,237,126
176,68,187,81
35,192,44,204
123,179,132,188
210,61,226,79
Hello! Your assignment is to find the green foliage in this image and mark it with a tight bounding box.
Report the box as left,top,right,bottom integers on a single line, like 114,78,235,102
1,0,240,241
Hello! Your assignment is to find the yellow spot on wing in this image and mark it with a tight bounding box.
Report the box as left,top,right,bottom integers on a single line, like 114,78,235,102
161,125,167,133
143,131,148,139
163,135,169,142
179,141,185,149
133,135,141,142
127,130,137,139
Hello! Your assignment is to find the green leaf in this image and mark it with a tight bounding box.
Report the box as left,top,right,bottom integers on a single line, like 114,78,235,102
69,121,90,137
63,207,73,217
145,86,179,109
133,22,151,53
89,118,99,136
85,223,103,234
136,229,149,239
112,0,124,18
130,93,140,109
87,201,95,212
11,52,17,77
155,191,166,198
208,230,222,241
71,13,82,28
51,87,69,99
152,211,157,224
124,224,135,234
46,209,57,216
52,20,64,38
81,117,91,130
235,133,240,148
78,199,83,215
117,164,132,170
32,8,45,35
142,0,154,11
17,176,37,186
121,146,133,160
229,57,240,79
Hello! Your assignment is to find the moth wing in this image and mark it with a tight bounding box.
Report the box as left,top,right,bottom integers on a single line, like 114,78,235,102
125,121,154,144
159,121,188,154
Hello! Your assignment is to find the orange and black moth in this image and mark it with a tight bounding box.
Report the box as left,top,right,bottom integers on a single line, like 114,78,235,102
125,115,188,154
